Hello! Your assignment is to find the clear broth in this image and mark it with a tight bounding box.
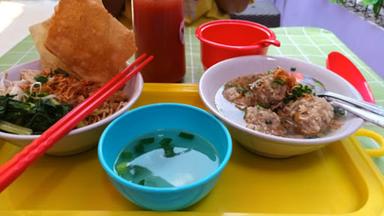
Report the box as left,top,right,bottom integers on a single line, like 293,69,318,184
114,129,220,188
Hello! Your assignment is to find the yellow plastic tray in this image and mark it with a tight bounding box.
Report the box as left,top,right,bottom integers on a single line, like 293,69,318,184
1,83,384,216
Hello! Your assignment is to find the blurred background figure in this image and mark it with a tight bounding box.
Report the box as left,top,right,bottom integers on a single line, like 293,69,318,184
184,0,252,25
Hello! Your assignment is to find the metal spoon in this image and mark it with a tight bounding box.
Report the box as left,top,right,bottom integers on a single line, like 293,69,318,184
298,75,384,128
299,76,384,116
330,100,384,127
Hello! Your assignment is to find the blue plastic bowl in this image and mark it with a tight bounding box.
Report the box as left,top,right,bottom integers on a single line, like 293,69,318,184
98,103,232,211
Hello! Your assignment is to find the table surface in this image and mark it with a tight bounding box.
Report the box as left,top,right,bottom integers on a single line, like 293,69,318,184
1,26,384,172
1,27,384,103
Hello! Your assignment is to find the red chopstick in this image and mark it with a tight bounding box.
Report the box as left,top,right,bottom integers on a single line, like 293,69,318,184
0,54,153,192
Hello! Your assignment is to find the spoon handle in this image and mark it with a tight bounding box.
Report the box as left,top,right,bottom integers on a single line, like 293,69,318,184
330,100,384,128
323,91,384,116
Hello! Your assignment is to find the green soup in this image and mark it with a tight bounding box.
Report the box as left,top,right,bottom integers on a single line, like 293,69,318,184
114,129,220,188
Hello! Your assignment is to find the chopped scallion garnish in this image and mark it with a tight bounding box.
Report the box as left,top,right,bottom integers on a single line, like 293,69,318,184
159,137,172,146
134,143,145,154
138,179,145,185
115,162,127,175
160,138,175,157
273,78,286,85
34,75,48,84
138,137,155,145
178,132,194,140
334,106,346,117
120,151,133,160
283,84,313,103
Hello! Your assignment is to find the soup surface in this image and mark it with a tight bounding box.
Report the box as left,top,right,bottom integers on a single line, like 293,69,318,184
114,129,220,188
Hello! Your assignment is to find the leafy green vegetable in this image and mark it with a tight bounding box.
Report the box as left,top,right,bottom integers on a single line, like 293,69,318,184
178,132,194,140
0,120,32,135
34,75,48,84
362,0,379,5
373,0,384,17
34,92,49,98
0,95,71,134
283,84,313,103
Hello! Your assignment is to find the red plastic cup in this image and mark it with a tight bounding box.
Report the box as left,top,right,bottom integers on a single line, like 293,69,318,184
195,20,280,69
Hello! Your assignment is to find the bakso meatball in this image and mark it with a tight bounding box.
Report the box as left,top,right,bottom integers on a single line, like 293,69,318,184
280,95,334,136
249,68,296,107
225,74,261,88
223,74,261,107
222,86,255,107
244,106,286,136
223,87,242,101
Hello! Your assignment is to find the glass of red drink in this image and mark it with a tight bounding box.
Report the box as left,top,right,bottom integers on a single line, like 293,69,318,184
133,0,186,83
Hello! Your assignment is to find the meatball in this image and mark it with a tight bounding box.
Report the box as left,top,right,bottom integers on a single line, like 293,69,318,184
223,74,263,108
225,74,261,88
280,95,334,136
249,68,296,107
244,106,286,136
223,87,242,101
223,87,255,107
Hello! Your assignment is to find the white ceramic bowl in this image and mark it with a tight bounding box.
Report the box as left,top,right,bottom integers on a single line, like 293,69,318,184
0,60,143,156
199,55,364,158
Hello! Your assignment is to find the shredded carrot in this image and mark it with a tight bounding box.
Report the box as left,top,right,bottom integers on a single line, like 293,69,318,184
21,68,129,126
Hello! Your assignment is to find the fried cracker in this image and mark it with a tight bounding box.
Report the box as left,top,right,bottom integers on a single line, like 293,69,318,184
29,20,70,72
45,0,136,83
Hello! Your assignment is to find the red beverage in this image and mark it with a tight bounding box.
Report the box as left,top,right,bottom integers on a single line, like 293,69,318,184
133,0,186,83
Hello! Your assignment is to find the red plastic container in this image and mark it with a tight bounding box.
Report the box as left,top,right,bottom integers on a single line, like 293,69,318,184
195,20,280,69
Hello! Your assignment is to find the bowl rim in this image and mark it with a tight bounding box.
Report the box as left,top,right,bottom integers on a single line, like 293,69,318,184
98,103,233,192
0,59,144,139
199,55,364,145
195,19,277,50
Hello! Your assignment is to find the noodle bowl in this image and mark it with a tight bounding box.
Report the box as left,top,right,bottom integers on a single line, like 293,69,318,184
0,60,143,155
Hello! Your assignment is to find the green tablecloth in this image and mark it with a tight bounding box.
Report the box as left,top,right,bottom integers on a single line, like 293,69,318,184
1,26,384,172
1,27,384,100
4,27,383,103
